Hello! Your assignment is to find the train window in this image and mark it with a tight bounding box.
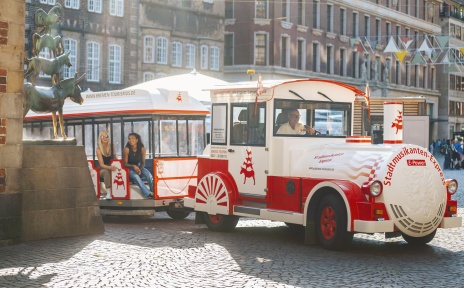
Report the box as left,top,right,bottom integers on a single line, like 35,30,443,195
178,120,188,156
230,102,266,146
160,120,177,157
274,100,351,137
189,119,205,155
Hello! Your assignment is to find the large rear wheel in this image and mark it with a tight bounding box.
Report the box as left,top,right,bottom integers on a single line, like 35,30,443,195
316,194,353,250
402,230,436,245
202,212,239,232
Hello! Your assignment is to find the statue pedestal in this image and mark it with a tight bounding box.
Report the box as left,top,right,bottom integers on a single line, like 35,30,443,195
21,140,104,241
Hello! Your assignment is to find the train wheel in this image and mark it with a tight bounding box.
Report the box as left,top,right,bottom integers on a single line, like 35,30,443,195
202,212,239,232
316,194,353,250
166,210,191,220
195,173,231,216
402,230,436,245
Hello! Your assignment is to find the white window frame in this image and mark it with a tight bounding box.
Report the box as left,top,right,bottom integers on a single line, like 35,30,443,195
143,72,155,82
172,42,182,67
340,8,346,36
65,0,79,9
86,41,100,82
186,44,196,69
313,0,320,29
255,0,269,19
40,0,56,4
157,37,168,65
63,38,78,78
110,0,124,17
254,32,268,66
297,38,306,70
143,36,155,63
88,0,102,13
281,35,290,68
200,45,209,70
109,44,122,84
38,48,52,78
327,4,334,33
312,42,320,72
210,46,220,70
353,12,359,38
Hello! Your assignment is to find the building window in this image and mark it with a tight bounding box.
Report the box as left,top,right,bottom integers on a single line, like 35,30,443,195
224,34,234,66
65,0,79,9
157,37,168,64
327,5,333,33
225,0,234,19
396,25,401,45
172,42,182,67
415,0,419,17
352,51,359,78
312,42,320,72
313,1,320,29
255,33,267,65
406,0,410,14
364,15,370,39
281,35,290,68
375,19,381,43
326,45,333,74
256,0,268,19
282,0,289,22
395,60,401,85
110,0,124,17
200,45,209,70
143,72,155,82
86,41,100,82
40,0,56,4
339,48,346,76
88,0,102,13
109,44,121,84
431,67,435,89
210,46,220,70
63,38,77,78
386,22,391,45
38,48,52,78
298,0,304,26
186,44,196,68
352,12,358,38
340,8,346,36
297,39,305,70
422,66,427,88
406,62,411,86
143,36,155,63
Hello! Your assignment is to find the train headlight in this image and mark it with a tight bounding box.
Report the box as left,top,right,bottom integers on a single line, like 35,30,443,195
446,179,458,195
362,180,383,197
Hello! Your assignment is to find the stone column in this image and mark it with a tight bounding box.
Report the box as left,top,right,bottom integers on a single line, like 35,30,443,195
0,0,26,245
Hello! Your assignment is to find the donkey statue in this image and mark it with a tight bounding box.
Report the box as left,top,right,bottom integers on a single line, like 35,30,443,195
23,73,86,139
24,51,72,88
31,33,64,58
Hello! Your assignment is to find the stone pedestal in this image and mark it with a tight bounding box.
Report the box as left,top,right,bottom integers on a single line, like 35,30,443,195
21,140,104,242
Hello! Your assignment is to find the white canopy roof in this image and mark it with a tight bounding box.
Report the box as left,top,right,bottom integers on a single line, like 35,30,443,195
127,69,228,103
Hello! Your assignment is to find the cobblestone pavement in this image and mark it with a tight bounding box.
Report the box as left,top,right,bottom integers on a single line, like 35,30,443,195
0,153,463,288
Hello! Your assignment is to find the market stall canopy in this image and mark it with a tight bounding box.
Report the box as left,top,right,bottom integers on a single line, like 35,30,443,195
126,69,228,103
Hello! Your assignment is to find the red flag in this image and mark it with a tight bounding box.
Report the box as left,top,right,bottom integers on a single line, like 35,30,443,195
365,83,371,121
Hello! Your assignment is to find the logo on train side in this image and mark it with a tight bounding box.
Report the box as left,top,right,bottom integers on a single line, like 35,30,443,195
407,159,426,166
240,149,255,185
391,110,403,134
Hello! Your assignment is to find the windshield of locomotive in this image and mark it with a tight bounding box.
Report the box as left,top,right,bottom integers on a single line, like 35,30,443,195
273,99,352,137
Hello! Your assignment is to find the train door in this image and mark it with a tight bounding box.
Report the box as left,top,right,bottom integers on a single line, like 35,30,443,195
228,102,268,197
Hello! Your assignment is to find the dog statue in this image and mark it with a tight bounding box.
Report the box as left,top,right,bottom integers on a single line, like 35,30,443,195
24,50,72,88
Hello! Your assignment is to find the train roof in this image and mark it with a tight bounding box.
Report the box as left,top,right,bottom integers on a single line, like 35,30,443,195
25,87,209,120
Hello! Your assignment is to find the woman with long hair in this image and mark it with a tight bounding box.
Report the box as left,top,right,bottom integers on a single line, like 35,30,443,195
122,132,154,199
96,131,117,199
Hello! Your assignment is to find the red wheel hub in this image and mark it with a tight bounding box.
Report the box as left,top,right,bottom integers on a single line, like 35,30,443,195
320,206,336,240
208,214,223,224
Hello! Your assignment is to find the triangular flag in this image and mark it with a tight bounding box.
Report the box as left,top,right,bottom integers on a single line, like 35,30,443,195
383,36,400,53
411,52,426,64
460,48,464,55
394,50,408,63
435,36,451,49
356,43,364,53
450,53,455,62
441,53,450,64
400,36,414,49
448,64,461,73
369,40,377,49
417,39,431,52
350,38,357,48
432,50,440,60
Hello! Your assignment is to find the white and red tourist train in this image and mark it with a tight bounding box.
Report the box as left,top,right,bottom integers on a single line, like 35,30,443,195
184,78,462,250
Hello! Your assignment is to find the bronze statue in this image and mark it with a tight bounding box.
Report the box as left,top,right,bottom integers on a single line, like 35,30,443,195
34,3,63,35
24,51,72,88
31,33,64,58
23,73,86,139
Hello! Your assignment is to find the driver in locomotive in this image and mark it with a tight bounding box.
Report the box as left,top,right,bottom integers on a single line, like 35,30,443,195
277,108,316,135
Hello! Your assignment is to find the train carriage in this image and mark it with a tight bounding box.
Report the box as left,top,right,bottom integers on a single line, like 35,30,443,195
24,87,209,217
184,78,461,250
